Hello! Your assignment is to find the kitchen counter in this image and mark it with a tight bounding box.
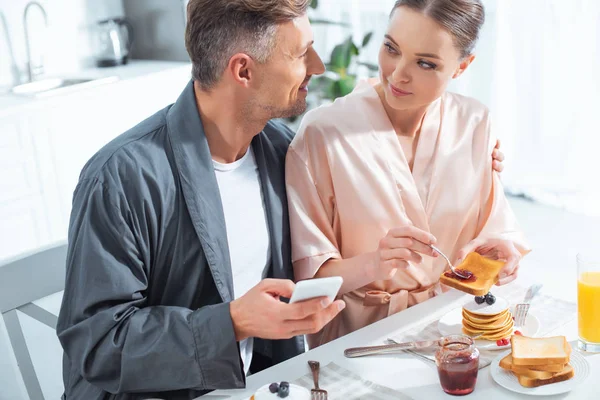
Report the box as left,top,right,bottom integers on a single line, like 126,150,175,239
0,60,191,117
0,60,192,263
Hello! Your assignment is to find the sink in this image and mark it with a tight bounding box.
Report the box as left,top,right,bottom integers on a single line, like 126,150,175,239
11,76,119,97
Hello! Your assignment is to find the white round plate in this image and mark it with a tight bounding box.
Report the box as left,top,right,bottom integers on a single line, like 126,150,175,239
463,297,510,316
437,307,540,350
490,349,590,396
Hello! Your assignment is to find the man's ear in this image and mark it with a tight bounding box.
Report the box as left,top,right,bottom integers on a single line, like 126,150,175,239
227,53,254,87
452,54,475,79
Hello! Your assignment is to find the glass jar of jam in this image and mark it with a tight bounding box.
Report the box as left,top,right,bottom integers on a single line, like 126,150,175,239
435,334,479,396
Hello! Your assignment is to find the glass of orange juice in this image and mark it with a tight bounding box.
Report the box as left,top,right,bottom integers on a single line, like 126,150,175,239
577,253,600,352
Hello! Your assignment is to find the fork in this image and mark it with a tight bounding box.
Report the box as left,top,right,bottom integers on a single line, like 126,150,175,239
514,284,542,327
308,360,327,400
430,244,470,279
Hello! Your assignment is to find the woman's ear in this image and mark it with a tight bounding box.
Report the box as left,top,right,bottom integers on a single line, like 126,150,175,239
453,54,476,79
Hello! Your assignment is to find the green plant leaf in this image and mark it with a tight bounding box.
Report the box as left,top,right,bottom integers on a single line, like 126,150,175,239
329,44,348,71
310,75,336,91
329,75,357,99
310,0,318,9
337,75,356,97
308,18,351,27
312,77,336,101
330,80,341,99
362,32,373,48
329,36,356,71
308,75,336,101
325,81,338,100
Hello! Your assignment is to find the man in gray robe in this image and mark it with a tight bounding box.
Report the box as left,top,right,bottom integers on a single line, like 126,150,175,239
56,1,345,399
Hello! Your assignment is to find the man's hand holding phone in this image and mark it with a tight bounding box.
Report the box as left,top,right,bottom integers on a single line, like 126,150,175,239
230,277,345,341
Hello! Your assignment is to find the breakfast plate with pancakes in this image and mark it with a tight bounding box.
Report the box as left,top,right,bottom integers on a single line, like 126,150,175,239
438,296,540,350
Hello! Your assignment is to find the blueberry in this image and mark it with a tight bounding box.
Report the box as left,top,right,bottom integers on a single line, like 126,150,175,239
279,381,289,388
278,384,289,398
474,296,485,304
269,382,279,393
485,293,496,305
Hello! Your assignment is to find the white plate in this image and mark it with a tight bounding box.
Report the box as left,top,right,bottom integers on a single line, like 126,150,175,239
463,296,510,316
490,349,590,395
437,307,540,350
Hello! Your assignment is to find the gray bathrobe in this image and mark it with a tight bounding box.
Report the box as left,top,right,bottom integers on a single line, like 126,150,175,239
56,80,303,400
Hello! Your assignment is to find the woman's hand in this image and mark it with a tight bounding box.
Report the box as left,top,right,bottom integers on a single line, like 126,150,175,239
455,238,522,285
492,139,505,173
369,226,438,281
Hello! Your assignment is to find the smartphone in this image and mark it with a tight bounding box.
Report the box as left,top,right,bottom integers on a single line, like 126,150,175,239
289,276,343,304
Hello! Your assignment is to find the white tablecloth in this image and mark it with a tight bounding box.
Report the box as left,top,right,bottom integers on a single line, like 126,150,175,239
207,274,599,400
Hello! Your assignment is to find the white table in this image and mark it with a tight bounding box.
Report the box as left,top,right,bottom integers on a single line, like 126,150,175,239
208,276,599,400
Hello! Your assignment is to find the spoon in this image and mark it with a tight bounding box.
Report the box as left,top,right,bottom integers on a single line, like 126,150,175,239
430,244,471,280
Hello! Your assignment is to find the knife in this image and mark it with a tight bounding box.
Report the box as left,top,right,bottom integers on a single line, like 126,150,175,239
344,339,440,358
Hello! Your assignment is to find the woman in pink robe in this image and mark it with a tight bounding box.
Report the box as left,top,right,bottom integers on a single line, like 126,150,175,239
286,0,531,348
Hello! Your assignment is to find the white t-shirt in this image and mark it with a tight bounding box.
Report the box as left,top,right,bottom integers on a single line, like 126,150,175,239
212,147,271,375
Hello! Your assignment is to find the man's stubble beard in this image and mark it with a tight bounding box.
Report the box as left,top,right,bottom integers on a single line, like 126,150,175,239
271,97,308,119
244,96,308,122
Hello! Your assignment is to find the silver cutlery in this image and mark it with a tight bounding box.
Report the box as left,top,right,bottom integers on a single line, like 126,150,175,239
344,339,440,358
430,244,470,279
344,333,486,359
385,332,483,346
514,284,542,327
308,360,327,400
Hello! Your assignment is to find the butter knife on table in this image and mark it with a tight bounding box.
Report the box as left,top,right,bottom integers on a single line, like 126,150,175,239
344,339,440,358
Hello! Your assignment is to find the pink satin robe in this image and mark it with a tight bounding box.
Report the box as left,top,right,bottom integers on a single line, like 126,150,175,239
285,81,530,348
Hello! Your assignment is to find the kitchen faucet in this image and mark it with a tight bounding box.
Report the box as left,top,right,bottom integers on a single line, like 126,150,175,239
0,10,20,86
23,1,48,82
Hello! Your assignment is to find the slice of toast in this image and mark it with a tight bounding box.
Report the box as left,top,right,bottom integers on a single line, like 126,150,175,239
439,252,505,296
517,364,574,388
511,335,571,366
499,351,575,388
499,354,567,373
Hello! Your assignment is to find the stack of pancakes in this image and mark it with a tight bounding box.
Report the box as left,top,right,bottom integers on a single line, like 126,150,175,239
462,298,514,340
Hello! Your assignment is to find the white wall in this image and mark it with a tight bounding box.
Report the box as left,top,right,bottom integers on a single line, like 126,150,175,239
0,0,123,88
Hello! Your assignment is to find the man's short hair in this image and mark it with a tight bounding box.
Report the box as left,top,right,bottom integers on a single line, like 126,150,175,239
185,0,311,91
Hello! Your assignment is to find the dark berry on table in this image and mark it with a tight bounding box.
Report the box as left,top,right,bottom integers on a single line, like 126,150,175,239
474,295,486,304
485,294,496,305
279,381,289,388
269,382,279,393
278,384,289,398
